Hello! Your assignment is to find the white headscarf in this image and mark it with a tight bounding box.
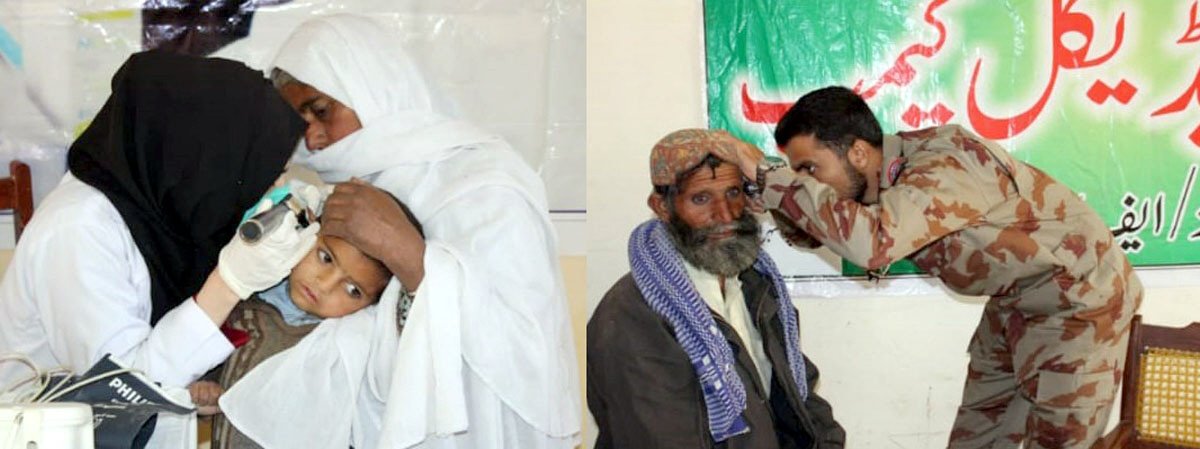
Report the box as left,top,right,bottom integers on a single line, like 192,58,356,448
220,14,580,449
273,14,488,180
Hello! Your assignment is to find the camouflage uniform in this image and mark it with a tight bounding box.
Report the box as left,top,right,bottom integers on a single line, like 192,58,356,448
761,125,1143,448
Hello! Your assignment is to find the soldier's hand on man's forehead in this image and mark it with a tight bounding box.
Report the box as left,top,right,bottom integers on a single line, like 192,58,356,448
706,130,745,161
707,131,765,180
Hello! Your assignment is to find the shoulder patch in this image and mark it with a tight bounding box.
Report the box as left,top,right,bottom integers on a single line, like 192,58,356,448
888,157,907,185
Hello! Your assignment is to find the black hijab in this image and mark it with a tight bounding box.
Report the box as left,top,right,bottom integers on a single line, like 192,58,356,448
68,50,305,324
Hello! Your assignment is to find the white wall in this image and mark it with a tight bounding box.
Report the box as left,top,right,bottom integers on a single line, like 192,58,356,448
587,0,708,313
584,1,1200,448
586,1,709,445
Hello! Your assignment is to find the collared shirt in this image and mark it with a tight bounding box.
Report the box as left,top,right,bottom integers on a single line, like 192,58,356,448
681,259,773,395
258,280,322,326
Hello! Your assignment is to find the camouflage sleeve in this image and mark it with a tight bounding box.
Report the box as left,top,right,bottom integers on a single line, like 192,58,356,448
768,209,823,249
761,154,988,270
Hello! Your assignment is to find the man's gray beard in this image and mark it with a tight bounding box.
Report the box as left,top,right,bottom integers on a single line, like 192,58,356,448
666,212,762,277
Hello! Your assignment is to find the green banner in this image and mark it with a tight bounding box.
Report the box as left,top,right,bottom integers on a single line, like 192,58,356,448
705,0,1200,275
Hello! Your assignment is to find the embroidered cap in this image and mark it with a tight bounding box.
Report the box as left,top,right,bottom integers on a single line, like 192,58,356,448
650,128,746,187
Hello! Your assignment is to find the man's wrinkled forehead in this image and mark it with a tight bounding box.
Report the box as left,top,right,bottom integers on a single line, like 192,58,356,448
649,128,739,188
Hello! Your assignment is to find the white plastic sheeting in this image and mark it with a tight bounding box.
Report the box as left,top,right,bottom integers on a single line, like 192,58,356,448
0,0,584,214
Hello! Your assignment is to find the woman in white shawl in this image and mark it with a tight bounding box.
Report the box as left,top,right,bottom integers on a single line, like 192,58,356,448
217,14,580,449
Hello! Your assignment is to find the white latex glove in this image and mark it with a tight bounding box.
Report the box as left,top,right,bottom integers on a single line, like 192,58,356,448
218,202,320,299
286,180,334,216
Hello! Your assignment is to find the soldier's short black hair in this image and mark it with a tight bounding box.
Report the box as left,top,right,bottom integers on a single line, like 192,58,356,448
773,86,884,156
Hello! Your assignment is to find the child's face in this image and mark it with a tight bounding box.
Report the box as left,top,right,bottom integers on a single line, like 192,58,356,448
288,235,390,318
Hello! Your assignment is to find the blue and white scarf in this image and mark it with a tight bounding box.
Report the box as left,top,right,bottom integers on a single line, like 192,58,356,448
628,219,809,442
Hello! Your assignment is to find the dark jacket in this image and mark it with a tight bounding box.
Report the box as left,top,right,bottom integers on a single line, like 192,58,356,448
588,271,845,449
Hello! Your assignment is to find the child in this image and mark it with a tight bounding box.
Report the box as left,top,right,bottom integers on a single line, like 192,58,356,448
189,190,423,449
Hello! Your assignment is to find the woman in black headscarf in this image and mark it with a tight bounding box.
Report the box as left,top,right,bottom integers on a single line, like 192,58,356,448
0,51,311,388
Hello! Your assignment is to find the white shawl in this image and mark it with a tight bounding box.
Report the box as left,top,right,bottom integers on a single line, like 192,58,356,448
219,14,580,449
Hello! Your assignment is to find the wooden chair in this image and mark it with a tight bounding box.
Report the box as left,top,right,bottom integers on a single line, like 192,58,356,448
0,160,34,241
1092,315,1200,449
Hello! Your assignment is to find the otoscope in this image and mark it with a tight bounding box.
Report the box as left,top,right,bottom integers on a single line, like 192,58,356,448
237,194,312,244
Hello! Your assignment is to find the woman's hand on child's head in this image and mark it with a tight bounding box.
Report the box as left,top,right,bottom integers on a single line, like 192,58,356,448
188,380,224,416
321,181,426,290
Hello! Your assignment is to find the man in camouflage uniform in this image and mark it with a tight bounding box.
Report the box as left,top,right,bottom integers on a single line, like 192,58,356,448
716,86,1142,448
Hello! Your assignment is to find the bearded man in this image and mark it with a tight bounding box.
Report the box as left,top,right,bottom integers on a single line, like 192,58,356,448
586,129,845,449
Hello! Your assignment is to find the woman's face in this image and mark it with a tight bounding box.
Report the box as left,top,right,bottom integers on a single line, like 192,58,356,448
279,82,363,151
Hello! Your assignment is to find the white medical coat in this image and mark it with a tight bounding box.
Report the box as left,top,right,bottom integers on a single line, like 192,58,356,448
0,173,234,388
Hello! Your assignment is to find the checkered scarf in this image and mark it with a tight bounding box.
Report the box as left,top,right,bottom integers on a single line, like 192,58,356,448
628,219,808,442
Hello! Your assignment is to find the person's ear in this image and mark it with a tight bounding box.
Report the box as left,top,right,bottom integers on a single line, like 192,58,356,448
648,192,670,222
847,139,871,171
